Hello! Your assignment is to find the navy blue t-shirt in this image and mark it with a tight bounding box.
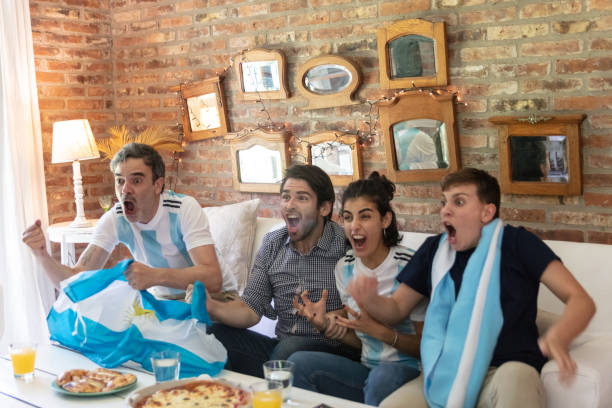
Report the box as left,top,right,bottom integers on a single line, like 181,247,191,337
398,225,560,372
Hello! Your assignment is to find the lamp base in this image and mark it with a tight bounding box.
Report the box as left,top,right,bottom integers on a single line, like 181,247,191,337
69,217,95,228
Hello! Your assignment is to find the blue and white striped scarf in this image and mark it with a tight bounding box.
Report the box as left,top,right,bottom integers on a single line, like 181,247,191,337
421,219,504,408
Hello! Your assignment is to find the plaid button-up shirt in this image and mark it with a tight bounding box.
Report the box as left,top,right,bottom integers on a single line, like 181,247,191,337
241,221,347,344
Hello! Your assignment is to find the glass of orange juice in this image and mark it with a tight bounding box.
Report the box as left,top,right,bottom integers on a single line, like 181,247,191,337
9,342,37,381
251,380,283,408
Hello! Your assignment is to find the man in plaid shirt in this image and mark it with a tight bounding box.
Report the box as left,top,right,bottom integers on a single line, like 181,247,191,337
206,165,359,377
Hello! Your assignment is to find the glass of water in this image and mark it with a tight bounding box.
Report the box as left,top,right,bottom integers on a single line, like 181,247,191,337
263,360,295,402
150,350,180,383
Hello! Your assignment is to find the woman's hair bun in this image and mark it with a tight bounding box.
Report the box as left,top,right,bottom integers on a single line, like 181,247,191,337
367,171,395,201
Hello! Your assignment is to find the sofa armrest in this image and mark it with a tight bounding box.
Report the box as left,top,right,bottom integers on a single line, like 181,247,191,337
541,336,612,408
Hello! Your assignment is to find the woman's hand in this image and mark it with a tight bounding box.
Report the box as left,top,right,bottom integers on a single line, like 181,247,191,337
293,289,330,332
337,303,384,338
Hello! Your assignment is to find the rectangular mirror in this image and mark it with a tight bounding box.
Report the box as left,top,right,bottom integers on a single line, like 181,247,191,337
303,131,363,186
378,19,448,89
227,128,290,193
380,92,460,183
490,114,585,195
174,76,229,142
235,49,288,101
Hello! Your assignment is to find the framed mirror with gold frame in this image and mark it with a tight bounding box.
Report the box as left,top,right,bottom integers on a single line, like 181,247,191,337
296,55,361,110
489,114,585,196
176,76,229,141
227,128,290,193
380,91,460,183
234,48,289,101
303,131,363,186
377,19,448,89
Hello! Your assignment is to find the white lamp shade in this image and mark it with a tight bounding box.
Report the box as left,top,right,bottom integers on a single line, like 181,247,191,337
52,119,100,163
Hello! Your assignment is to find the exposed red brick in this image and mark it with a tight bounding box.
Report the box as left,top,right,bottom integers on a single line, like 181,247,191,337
461,46,516,61
521,1,581,19
36,71,65,83
520,78,582,93
584,193,612,207
554,95,612,110
588,0,612,10
587,231,612,245
237,4,268,17
249,16,287,31
460,7,516,25
531,228,584,243
380,0,430,16
288,12,330,26
520,40,580,56
556,57,612,73
500,208,546,223
39,99,66,109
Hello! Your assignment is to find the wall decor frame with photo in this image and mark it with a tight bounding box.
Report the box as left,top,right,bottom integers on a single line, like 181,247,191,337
377,18,448,89
176,76,229,142
380,91,460,183
489,114,585,196
296,55,361,110
234,48,289,101
303,131,363,186
227,128,290,193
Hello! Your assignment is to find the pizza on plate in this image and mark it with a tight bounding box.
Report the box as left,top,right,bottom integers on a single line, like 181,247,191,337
56,367,137,393
135,380,250,408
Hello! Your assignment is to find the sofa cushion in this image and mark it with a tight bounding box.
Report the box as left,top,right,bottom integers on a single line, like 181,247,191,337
204,199,260,292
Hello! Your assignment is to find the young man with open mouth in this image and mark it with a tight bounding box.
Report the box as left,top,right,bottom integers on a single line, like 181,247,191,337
349,167,595,408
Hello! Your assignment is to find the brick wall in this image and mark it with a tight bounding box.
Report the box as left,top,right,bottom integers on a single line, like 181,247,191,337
31,0,612,243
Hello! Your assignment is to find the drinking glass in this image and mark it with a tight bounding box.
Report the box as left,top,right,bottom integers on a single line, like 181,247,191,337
9,342,37,381
251,380,283,408
150,350,180,383
263,360,295,402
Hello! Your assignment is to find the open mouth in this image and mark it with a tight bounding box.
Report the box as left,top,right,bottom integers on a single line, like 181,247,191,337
444,222,456,239
286,214,300,228
352,234,366,248
123,198,135,215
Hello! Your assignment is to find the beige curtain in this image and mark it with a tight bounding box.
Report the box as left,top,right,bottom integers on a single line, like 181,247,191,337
0,0,55,349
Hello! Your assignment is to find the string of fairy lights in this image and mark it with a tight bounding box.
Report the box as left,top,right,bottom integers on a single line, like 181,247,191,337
167,48,467,187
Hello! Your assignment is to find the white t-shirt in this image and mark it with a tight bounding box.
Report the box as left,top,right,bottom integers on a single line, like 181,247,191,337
90,190,237,297
335,245,422,369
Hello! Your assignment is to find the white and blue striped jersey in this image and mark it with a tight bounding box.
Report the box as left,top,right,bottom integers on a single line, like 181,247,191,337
335,245,420,369
90,191,237,297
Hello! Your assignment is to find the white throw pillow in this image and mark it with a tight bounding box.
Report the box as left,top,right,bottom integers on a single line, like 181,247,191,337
204,199,260,293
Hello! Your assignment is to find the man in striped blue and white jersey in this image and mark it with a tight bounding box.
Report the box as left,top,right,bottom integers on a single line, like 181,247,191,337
23,143,232,299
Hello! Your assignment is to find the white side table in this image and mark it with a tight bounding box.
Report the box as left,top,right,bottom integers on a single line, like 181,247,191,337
47,220,98,266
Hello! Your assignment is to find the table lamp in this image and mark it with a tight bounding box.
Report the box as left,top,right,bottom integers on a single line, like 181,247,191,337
52,119,100,228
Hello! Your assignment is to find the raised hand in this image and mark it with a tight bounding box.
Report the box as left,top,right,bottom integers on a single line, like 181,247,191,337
292,289,329,332
347,274,379,308
22,220,47,257
337,303,381,338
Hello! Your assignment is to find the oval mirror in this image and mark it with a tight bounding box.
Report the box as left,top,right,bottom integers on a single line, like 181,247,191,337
392,118,449,170
238,144,282,184
304,64,352,94
312,141,353,176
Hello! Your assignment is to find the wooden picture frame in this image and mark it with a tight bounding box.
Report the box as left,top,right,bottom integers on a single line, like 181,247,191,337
380,91,460,183
303,131,363,186
227,128,290,193
234,48,289,101
176,76,229,142
489,114,585,196
296,55,361,110
377,19,448,89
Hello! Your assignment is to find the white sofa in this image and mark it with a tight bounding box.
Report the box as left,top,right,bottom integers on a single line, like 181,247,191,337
244,216,612,408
